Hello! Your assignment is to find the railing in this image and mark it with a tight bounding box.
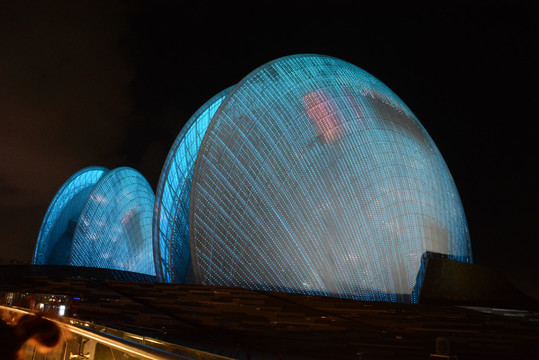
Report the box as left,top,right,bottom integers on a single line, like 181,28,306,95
0,305,227,360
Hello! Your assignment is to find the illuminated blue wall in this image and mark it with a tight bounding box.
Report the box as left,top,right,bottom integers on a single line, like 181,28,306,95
189,54,472,302
71,167,156,275
34,54,471,300
34,167,109,265
153,88,231,283
35,167,156,276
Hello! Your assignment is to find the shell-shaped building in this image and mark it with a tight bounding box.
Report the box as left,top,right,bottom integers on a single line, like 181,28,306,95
34,167,156,276
34,54,472,301
34,167,109,266
153,88,231,283
158,54,472,302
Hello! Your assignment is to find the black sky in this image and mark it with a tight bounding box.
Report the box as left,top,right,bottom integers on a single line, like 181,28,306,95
1,1,537,297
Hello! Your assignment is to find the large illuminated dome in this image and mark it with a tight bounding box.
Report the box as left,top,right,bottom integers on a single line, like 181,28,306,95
179,54,472,301
34,167,156,276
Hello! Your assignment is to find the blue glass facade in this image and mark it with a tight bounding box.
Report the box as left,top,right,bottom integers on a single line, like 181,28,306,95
71,167,156,275
34,167,109,265
34,54,472,301
153,88,231,282
34,167,156,276
189,54,472,301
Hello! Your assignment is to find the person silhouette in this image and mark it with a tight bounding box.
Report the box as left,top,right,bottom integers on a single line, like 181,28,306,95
0,312,61,360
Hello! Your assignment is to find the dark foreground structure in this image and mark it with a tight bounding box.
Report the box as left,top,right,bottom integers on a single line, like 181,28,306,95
1,260,538,360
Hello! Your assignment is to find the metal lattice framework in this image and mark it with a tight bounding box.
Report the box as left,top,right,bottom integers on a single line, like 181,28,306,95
189,54,472,302
33,54,472,300
153,88,231,283
70,167,156,275
34,167,109,265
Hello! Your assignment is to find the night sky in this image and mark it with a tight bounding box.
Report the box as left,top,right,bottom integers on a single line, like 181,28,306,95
1,1,537,297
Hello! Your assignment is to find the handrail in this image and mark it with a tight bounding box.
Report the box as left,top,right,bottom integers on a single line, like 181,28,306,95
0,304,188,360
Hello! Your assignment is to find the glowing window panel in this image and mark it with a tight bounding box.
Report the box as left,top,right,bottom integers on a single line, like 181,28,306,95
153,88,231,283
189,54,472,302
34,167,109,265
71,167,156,275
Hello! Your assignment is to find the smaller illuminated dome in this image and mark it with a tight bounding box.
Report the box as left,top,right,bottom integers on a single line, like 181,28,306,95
34,167,109,265
34,167,156,276
71,167,156,275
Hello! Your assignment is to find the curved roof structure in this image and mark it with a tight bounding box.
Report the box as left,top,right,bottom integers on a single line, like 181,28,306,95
71,167,156,275
33,54,472,301
188,54,472,301
34,167,109,265
153,88,231,283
